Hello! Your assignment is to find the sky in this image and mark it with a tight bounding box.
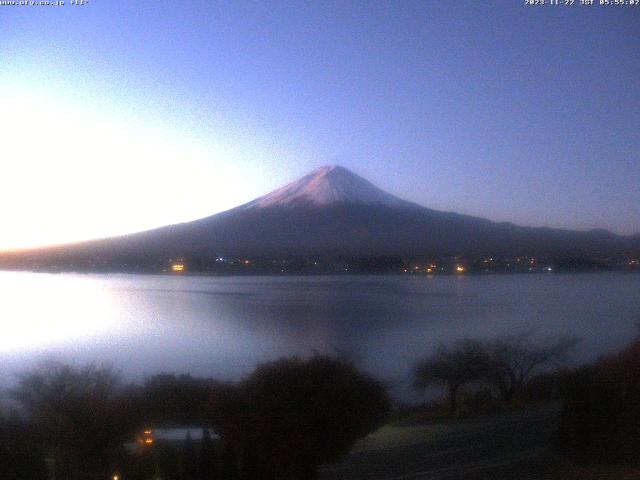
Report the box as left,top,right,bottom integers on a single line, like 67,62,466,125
1,0,638,250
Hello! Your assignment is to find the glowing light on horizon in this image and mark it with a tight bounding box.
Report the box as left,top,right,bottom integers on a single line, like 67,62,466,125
0,87,267,251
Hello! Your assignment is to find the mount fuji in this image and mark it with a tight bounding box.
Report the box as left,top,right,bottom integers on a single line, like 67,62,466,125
243,165,414,209
1,165,638,270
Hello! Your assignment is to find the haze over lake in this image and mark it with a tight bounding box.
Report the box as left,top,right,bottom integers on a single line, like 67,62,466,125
1,271,638,401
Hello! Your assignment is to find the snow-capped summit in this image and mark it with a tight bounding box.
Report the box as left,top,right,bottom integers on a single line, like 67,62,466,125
246,165,413,209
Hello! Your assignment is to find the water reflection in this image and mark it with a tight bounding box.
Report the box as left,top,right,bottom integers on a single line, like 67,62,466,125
1,272,639,400
0,272,118,351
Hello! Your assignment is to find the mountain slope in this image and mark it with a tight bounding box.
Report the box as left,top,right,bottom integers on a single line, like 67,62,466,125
1,165,638,269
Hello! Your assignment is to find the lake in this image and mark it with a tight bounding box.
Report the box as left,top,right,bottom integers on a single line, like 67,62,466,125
1,271,638,401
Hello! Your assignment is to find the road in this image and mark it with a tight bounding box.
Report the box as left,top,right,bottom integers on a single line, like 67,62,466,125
319,407,559,480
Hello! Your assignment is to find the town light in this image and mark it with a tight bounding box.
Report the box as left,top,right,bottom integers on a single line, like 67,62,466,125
142,428,154,445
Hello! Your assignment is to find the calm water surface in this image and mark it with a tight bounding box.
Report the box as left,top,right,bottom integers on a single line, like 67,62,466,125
1,271,639,400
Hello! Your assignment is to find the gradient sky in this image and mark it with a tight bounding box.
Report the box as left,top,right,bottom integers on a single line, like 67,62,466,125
1,1,638,249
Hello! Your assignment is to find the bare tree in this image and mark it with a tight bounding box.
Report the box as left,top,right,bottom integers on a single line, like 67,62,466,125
484,334,578,404
413,340,491,414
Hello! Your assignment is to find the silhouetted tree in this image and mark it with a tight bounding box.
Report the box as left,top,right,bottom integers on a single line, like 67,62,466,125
220,443,239,480
240,445,262,479
13,363,135,480
207,383,243,479
413,340,490,414
225,356,390,479
123,442,155,480
142,373,220,425
557,336,640,465
414,335,578,411
182,431,198,480
158,443,180,480
485,334,578,404
0,409,48,480
199,428,217,479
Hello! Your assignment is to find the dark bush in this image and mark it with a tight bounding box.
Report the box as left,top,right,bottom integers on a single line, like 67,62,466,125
0,411,48,480
521,369,573,403
13,363,137,480
141,373,222,425
199,428,217,479
213,355,390,479
556,338,640,465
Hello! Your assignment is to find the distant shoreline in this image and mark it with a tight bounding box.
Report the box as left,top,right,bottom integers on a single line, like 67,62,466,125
1,268,637,277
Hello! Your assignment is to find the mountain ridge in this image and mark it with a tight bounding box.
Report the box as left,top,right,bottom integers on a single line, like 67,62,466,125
0,165,638,271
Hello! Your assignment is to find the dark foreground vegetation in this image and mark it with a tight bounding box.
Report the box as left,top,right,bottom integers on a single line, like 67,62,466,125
556,335,640,467
409,333,640,476
0,357,389,480
412,334,578,415
3,333,640,479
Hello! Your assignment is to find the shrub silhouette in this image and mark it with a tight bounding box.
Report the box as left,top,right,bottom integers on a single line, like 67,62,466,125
181,431,198,480
215,356,390,479
220,442,239,480
13,363,136,480
141,373,221,425
199,428,217,479
557,337,640,465
0,410,48,480
7,358,388,479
